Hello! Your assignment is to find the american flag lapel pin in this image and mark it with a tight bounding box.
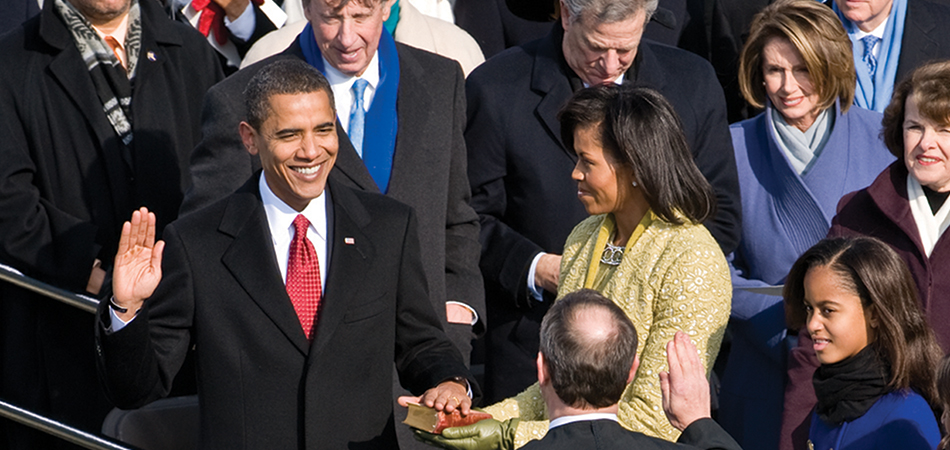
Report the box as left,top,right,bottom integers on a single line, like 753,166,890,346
344,237,355,245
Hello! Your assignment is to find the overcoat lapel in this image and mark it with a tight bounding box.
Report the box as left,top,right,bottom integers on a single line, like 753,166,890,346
628,42,669,93
897,1,939,82
387,45,432,198
130,0,179,105
219,181,312,355
533,27,574,160
751,109,828,254
868,164,928,257
801,104,859,220
331,125,380,192
309,179,376,360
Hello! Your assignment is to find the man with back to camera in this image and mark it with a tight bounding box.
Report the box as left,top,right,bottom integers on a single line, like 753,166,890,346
465,0,742,409
418,289,743,450
95,59,477,449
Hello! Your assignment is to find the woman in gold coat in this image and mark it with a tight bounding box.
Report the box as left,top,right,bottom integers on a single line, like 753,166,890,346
425,86,732,449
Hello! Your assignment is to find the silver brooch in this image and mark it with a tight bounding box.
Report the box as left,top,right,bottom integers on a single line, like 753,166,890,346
600,242,624,266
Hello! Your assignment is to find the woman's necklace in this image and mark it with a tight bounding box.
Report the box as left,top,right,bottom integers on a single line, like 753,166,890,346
600,237,624,266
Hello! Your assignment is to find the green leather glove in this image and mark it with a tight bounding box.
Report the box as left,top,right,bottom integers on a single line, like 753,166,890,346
414,418,520,450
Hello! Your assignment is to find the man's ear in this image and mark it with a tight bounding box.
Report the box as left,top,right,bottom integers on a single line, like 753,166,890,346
627,355,640,384
537,353,549,386
239,121,259,156
559,0,571,30
380,0,395,22
302,0,314,23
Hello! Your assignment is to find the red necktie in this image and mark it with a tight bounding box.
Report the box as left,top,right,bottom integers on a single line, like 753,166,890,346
286,214,322,340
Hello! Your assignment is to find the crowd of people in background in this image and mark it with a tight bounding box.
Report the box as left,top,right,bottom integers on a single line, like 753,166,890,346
1,0,950,448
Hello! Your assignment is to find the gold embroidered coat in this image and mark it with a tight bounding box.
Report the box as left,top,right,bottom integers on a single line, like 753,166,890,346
483,212,732,446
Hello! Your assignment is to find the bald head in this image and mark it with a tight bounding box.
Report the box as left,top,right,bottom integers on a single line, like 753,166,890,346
539,289,638,408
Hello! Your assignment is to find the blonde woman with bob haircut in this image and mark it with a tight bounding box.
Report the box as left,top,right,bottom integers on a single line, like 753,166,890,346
719,1,893,449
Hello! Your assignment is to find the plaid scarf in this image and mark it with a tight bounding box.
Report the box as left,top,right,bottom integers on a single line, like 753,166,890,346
55,0,141,148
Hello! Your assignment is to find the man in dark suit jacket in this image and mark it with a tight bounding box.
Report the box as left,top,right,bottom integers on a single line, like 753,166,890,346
418,289,742,450
97,60,475,449
181,0,484,369
0,0,222,446
828,0,950,112
465,0,741,402
830,0,950,83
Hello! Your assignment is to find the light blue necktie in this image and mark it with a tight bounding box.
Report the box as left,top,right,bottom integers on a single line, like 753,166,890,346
861,35,881,77
349,78,369,158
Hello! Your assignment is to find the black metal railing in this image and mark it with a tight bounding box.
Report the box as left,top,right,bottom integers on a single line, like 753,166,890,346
0,263,99,313
0,264,137,450
0,399,136,450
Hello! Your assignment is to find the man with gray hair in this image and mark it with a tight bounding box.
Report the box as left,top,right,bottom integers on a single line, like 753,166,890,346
419,289,742,450
466,0,741,412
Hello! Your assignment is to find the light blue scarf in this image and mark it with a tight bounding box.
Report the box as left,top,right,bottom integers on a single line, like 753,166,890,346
835,0,907,112
769,101,834,176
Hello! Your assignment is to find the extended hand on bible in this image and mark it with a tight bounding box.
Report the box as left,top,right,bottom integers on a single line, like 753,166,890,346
414,418,519,450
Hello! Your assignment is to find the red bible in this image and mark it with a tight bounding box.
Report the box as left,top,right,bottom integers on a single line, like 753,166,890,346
402,402,493,434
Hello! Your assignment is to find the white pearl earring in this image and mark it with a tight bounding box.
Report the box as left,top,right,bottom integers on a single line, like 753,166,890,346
631,180,638,187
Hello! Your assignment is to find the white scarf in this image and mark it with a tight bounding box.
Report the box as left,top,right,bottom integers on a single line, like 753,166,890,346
907,176,950,256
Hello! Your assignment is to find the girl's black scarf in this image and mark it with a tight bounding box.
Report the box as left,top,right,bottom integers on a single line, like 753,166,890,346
813,345,890,424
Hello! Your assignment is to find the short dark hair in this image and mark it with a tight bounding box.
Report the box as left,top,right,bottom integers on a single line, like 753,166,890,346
244,59,335,130
559,85,715,225
738,0,854,112
882,60,950,159
540,289,638,409
783,237,943,409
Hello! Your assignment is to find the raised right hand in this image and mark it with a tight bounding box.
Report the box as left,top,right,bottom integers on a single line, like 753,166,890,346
659,331,711,431
112,207,164,321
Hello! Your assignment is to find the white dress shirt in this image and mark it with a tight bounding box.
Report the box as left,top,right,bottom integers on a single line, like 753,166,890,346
323,52,380,133
548,413,619,430
259,174,329,286
850,18,888,60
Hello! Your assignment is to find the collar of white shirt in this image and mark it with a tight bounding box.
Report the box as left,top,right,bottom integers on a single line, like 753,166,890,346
259,174,329,287
582,74,625,89
851,16,888,59
548,413,619,430
323,51,381,133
